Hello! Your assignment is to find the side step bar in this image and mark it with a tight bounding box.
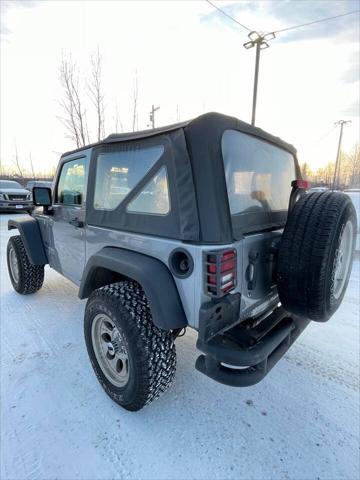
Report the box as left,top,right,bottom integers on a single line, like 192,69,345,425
195,307,310,387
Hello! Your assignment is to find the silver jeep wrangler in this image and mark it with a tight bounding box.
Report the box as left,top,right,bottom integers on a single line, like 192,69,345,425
7,112,356,411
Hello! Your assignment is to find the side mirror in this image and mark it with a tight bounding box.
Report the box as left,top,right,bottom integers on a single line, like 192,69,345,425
33,187,52,212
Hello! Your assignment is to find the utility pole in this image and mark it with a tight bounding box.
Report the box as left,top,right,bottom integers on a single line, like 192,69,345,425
207,0,360,128
332,120,351,190
149,104,160,129
243,31,276,126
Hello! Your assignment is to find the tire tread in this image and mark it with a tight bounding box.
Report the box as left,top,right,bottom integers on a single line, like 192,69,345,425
85,281,176,411
277,192,356,321
7,235,44,294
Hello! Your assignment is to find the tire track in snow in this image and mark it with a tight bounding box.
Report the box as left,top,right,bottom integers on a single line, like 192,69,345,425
4,377,43,480
11,420,43,480
284,343,359,391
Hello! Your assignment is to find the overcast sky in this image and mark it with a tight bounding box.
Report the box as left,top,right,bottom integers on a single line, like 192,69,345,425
1,0,359,174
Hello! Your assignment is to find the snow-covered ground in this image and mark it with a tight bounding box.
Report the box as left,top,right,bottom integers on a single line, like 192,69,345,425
1,213,359,480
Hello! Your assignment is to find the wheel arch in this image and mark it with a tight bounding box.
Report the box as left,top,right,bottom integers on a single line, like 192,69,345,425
8,217,48,265
79,247,187,331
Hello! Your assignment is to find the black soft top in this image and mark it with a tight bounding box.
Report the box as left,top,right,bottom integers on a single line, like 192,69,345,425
64,112,299,243
61,112,297,158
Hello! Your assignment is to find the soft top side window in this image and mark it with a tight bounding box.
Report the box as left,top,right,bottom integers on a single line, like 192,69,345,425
127,166,170,215
93,145,164,211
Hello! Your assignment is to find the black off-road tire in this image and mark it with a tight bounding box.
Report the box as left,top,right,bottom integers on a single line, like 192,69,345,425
7,235,44,294
84,281,177,411
277,191,356,321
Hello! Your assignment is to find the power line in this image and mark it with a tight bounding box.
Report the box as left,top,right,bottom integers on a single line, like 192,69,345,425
274,10,360,34
205,1,359,127
205,1,359,36
205,0,252,32
310,126,337,147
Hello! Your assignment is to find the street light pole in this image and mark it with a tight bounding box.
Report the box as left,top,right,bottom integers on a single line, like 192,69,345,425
244,31,275,126
332,120,351,190
251,41,261,126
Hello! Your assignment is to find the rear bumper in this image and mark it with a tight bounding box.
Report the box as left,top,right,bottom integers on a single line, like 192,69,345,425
195,304,310,387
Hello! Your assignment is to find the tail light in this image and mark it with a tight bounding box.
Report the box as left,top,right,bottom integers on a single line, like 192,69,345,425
291,179,310,190
289,179,310,212
204,249,237,297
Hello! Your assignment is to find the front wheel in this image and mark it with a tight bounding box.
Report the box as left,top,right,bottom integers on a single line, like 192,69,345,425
7,235,44,294
84,281,177,411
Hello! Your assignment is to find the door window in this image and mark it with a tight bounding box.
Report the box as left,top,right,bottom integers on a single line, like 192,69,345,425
57,158,86,205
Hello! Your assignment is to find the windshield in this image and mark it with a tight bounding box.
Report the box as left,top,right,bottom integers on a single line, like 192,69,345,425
221,130,295,215
0,180,23,189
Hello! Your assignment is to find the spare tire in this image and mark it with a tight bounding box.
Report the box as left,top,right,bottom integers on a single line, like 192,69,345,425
277,191,356,322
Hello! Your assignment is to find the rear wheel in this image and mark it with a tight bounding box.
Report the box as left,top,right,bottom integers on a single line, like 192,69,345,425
7,235,44,294
84,281,177,411
277,192,356,321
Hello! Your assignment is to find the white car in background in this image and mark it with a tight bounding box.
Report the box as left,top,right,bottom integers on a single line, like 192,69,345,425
344,189,360,251
309,187,329,193
0,180,33,213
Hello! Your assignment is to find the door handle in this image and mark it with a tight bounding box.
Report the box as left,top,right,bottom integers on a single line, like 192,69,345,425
69,218,84,228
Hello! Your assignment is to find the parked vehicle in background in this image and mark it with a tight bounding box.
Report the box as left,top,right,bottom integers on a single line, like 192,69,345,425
308,186,329,193
0,180,33,213
344,189,360,251
26,180,53,190
6,112,357,411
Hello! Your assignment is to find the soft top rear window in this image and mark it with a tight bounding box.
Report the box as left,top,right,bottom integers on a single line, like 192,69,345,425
221,130,295,216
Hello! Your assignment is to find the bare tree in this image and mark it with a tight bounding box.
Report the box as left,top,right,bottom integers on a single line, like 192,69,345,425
29,153,36,179
13,143,23,178
132,70,138,132
114,103,123,133
88,48,105,141
299,143,360,189
344,144,360,188
301,162,311,180
59,54,88,147
325,163,334,186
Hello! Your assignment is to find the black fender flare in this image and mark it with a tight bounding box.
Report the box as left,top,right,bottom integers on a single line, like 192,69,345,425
8,217,48,265
79,247,187,331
